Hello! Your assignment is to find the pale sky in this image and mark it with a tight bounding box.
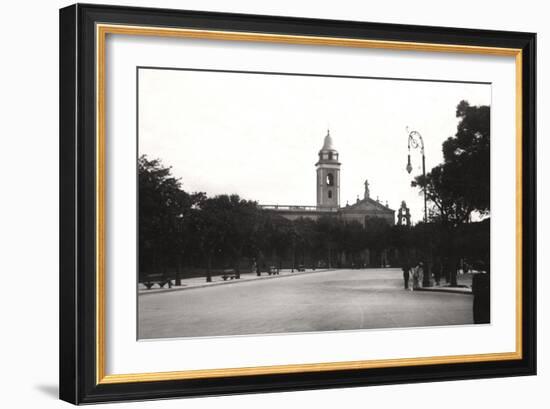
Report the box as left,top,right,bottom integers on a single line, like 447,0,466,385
138,68,490,223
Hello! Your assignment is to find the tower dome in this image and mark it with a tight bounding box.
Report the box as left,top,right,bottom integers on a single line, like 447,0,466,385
317,129,339,164
321,129,336,151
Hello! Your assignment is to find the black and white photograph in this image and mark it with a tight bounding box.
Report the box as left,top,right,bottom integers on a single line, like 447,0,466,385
137,67,491,339
1,0,543,406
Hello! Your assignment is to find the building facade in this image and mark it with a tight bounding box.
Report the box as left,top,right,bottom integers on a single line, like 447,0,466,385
260,130,395,226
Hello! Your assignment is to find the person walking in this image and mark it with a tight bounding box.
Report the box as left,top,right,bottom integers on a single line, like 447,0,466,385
410,264,418,291
417,262,424,289
402,261,411,290
410,261,424,291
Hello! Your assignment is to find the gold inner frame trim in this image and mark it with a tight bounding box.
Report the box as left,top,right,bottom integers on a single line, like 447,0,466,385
96,23,523,385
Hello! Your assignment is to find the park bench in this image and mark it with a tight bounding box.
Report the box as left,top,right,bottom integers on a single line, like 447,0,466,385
221,269,239,281
268,266,280,275
141,274,173,290
297,265,306,272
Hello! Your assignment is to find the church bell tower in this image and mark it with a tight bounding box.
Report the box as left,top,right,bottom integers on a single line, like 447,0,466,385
316,130,341,208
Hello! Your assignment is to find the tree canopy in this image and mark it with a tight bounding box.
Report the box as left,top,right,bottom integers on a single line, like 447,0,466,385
416,100,490,226
138,154,404,276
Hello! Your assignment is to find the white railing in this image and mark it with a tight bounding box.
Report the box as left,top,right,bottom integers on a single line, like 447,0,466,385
259,205,339,212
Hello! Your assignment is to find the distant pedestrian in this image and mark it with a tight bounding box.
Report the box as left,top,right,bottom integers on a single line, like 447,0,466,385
411,261,424,291
402,262,411,290
410,266,417,291
417,262,424,289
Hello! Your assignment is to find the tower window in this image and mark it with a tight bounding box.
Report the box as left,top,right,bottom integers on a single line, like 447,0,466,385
328,190,333,199
328,152,333,160
326,173,334,186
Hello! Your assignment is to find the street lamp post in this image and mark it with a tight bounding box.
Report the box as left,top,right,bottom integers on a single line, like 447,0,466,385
406,127,427,224
406,127,431,287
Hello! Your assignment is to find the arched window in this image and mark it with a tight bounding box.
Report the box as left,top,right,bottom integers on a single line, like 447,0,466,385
328,190,333,199
326,173,334,186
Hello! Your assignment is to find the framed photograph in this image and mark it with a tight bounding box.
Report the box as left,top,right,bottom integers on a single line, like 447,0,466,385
59,3,536,404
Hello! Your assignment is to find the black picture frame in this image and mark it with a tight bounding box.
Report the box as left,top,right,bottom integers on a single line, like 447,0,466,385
60,3,536,404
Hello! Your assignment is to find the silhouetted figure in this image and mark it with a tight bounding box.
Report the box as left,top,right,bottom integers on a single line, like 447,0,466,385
411,261,424,291
433,259,442,286
472,261,490,324
402,262,411,290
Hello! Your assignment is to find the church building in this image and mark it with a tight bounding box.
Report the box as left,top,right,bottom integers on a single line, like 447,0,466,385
260,130,395,226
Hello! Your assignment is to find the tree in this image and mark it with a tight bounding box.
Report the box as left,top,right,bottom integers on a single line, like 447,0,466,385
414,101,490,285
292,217,321,268
443,100,490,214
315,216,343,268
416,100,490,225
138,155,201,279
364,217,391,266
416,164,473,226
260,213,292,269
195,194,261,280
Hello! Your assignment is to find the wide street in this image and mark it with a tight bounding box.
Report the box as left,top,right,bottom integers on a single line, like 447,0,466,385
138,268,474,339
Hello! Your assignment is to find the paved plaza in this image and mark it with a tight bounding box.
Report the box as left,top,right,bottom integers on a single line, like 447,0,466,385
138,268,474,339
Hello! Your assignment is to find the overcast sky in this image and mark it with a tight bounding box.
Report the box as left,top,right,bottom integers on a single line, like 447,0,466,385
138,68,490,223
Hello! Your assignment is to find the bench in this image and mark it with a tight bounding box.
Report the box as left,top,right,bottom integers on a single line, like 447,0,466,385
221,269,239,281
268,266,280,275
141,274,173,290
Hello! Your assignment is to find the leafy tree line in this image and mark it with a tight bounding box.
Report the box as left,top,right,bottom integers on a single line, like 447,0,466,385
139,155,403,280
